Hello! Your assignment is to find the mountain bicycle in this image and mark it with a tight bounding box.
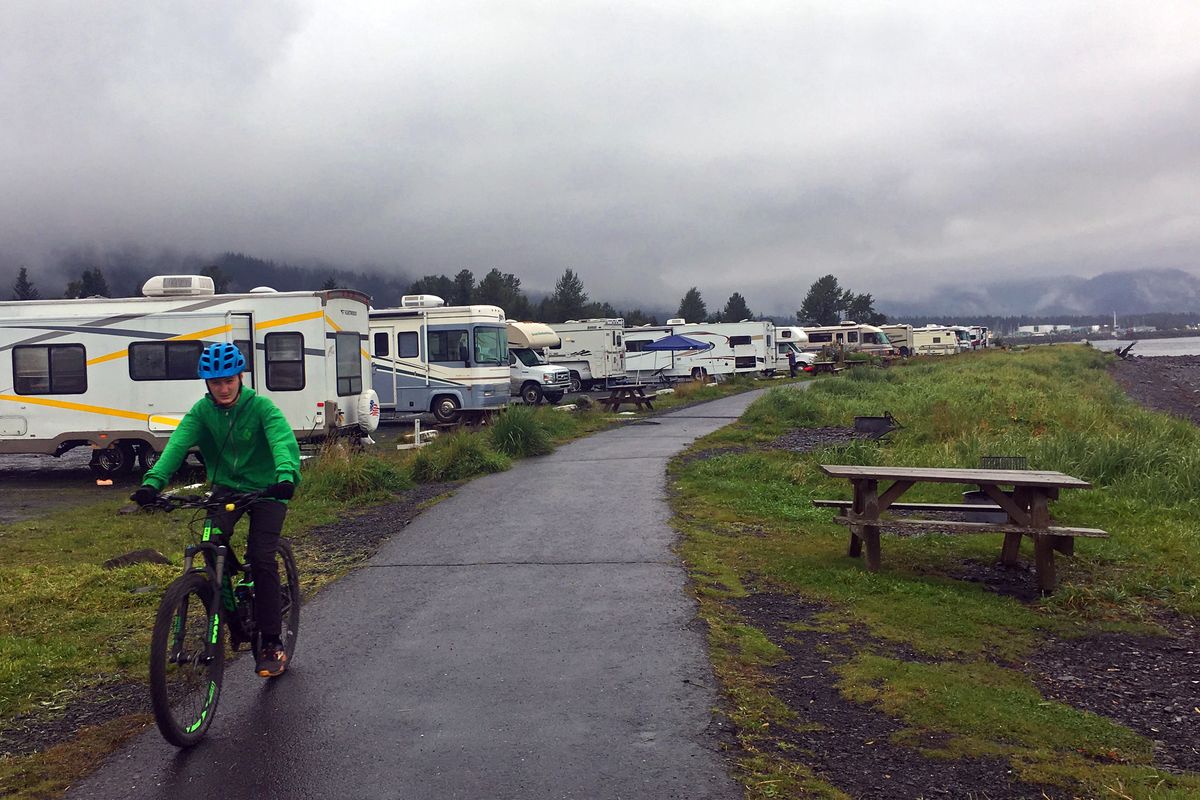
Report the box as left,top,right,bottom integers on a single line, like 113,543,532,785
143,490,301,747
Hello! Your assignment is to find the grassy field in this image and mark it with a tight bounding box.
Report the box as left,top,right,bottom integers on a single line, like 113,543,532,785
0,372,784,798
671,346,1200,798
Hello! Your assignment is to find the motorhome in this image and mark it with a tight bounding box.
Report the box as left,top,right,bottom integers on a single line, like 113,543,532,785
369,296,510,423
507,321,571,404
799,322,895,357
774,327,817,371
624,319,776,382
909,325,961,356
946,326,973,352
0,275,377,476
880,325,914,357
546,318,627,392
968,325,990,348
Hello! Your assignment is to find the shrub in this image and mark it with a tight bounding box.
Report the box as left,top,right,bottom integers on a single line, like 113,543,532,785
489,405,554,458
411,430,511,482
300,446,412,502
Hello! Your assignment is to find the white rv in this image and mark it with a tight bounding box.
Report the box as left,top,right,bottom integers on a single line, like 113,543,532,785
369,296,510,423
624,319,776,382
546,318,627,392
909,325,961,356
506,321,571,405
774,327,816,371
0,276,378,476
800,321,895,357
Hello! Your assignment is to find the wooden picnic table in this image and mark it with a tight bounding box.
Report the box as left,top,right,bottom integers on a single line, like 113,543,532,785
816,465,1107,593
810,361,843,374
598,383,656,412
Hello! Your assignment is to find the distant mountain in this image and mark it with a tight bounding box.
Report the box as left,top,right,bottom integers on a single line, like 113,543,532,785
882,269,1200,317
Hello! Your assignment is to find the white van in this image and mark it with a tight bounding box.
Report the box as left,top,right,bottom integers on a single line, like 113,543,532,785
369,296,510,423
0,275,377,475
507,322,571,404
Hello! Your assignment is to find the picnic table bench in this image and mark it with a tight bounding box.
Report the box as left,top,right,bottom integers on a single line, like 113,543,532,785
814,465,1108,593
597,383,657,412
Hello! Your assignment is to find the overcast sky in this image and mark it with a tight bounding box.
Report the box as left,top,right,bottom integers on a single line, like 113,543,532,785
2,1,1198,313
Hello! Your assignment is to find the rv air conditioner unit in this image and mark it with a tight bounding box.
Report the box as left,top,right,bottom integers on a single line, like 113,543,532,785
401,294,445,308
250,286,279,293
666,318,686,325
142,275,216,297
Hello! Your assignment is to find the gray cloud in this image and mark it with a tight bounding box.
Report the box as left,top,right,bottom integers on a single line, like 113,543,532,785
2,1,1199,314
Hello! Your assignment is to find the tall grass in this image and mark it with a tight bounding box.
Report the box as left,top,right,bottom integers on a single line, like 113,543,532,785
411,429,512,482
298,444,413,502
488,405,554,458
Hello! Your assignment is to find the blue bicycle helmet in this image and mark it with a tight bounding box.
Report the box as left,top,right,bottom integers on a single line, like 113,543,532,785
197,342,246,379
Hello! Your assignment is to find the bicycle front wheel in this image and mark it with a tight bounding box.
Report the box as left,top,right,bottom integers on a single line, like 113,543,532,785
277,539,301,663
149,572,226,747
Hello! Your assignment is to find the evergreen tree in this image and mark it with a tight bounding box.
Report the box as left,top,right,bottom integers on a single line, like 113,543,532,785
547,269,589,322
676,287,707,323
623,308,657,326
797,275,845,326
721,292,752,322
409,274,455,301
451,269,475,306
843,292,886,325
321,275,339,290
474,269,531,319
11,267,39,300
65,268,110,298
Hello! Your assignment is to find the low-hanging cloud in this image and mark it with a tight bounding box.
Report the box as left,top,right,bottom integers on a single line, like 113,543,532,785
2,0,1198,314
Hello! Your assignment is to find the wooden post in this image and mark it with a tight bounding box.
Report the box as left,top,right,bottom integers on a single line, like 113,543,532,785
859,479,882,571
1000,486,1027,566
1029,491,1056,593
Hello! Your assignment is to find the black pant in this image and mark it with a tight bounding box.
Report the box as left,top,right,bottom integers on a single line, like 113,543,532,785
207,488,288,641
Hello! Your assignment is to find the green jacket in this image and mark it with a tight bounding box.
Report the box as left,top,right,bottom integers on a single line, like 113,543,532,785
143,386,302,495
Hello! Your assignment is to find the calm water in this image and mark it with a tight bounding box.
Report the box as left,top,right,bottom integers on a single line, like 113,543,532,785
1087,336,1200,357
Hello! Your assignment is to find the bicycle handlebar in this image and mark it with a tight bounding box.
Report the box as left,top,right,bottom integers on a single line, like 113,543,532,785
147,490,268,514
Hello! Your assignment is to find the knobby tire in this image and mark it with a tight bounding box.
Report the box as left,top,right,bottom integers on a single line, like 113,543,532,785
149,572,225,747
277,539,301,662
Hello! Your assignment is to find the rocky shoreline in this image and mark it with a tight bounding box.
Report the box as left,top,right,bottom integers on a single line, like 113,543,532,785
1109,355,1200,426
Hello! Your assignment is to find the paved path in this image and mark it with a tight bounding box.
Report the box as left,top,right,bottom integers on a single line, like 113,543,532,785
70,388,791,799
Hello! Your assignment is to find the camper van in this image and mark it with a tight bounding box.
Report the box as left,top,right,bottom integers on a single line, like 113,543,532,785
0,276,378,476
800,322,894,357
624,319,776,382
546,318,627,392
369,296,510,423
775,327,816,370
507,321,571,404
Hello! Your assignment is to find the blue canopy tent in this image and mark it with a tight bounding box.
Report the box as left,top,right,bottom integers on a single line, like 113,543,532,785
642,334,711,351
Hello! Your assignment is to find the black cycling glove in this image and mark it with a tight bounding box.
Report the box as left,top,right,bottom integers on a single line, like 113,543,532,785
131,485,159,506
264,481,295,500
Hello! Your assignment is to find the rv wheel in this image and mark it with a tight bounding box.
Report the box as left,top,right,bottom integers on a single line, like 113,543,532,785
431,395,461,424
91,441,136,476
544,391,564,404
520,382,543,405
568,372,583,393
137,444,160,470
690,367,708,382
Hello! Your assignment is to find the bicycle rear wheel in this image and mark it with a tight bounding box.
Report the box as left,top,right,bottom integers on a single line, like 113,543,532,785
277,539,301,663
149,572,226,746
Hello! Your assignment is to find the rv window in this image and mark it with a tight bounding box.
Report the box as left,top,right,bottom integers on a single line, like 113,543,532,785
265,332,305,391
615,333,621,347
397,332,419,358
808,332,832,343
13,344,87,395
932,336,942,343
862,332,888,345
428,329,469,363
473,327,506,365
373,332,389,357
847,331,859,343
129,341,204,381
335,332,362,396
625,340,646,352
734,356,757,369
729,335,751,346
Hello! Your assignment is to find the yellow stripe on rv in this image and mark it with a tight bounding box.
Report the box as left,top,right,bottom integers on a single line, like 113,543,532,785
256,310,323,330
85,323,233,366
0,394,181,427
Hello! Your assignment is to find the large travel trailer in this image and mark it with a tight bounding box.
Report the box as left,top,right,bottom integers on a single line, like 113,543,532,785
624,319,776,382
0,275,377,475
547,318,627,392
368,296,510,423
799,321,894,357
909,325,960,356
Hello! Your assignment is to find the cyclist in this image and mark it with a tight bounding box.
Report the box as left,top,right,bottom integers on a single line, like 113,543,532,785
131,342,302,678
